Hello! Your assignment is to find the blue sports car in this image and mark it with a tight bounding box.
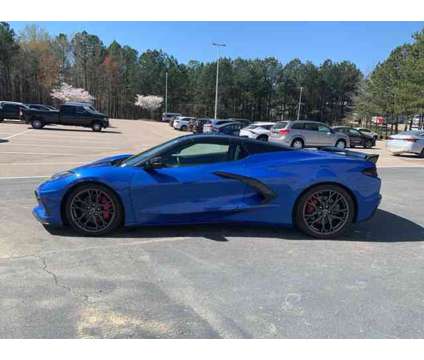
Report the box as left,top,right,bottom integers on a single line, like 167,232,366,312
33,134,381,238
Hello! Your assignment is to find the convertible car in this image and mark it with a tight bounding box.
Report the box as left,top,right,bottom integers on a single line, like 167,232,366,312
33,135,381,238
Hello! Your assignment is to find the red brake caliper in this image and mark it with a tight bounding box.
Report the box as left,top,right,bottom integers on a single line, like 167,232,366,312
306,197,317,214
100,195,112,221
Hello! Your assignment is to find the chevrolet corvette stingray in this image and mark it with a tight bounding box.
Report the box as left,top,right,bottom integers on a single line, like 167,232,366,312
33,134,381,238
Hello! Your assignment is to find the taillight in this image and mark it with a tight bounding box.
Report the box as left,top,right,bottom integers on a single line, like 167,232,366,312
389,136,416,142
362,167,378,178
279,129,290,136
403,138,417,142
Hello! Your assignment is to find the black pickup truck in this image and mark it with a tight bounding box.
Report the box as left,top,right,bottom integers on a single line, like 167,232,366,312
0,101,30,122
23,102,109,132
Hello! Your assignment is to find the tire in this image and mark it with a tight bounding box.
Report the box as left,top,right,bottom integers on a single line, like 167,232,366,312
291,138,304,149
294,184,355,239
335,139,346,149
92,121,102,132
181,125,187,131
31,119,44,129
257,135,268,141
364,139,373,149
0,117,3,123
65,183,123,236
418,148,424,158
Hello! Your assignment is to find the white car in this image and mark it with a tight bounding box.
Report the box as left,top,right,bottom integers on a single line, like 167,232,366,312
355,127,379,141
240,122,275,141
386,130,424,157
173,116,195,131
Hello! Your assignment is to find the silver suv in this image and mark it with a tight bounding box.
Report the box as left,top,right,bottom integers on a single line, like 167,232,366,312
269,120,350,149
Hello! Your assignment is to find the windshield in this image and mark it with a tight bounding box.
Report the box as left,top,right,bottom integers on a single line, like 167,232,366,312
273,121,288,129
120,137,182,167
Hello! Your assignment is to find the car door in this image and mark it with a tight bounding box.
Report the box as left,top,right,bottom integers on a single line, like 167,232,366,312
130,137,250,224
348,128,364,146
302,122,320,146
316,123,335,146
60,105,77,125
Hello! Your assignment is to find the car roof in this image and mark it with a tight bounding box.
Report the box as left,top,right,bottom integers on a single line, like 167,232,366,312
251,122,275,125
63,102,92,106
180,133,291,149
0,101,25,105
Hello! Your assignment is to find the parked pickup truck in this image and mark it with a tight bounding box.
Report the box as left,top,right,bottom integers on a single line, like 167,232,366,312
23,102,109,131
0,101,29,122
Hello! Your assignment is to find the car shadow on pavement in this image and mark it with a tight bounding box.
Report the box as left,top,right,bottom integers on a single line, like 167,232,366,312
45,209,423,243
28,127,122,134
0,139,8,144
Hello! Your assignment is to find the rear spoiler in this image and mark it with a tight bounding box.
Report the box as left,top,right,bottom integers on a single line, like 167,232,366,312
319,147,379,164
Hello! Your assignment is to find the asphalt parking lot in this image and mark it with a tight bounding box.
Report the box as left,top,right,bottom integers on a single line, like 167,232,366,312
0,119,423,338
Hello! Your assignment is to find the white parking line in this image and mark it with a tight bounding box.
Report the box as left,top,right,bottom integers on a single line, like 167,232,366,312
0,175,49,180
3,129,33,140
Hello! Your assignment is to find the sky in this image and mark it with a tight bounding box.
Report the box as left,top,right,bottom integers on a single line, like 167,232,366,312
8,21,424,74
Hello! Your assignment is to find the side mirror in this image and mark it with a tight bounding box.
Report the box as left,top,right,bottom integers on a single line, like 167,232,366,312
144,156,164,170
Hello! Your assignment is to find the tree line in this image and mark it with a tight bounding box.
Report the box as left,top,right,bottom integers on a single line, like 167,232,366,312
354,29,424,131
1,22,364,123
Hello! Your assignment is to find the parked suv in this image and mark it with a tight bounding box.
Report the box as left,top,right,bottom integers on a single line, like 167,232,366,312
0,101,29,122
23,102,109,131
269,120,350,149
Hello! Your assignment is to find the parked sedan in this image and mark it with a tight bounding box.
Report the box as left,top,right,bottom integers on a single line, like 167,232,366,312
269,120,350,149
33,134,381,239
240,122,275,141
332,126,375,148
203,119,233,133
211,122,243,136
173,116,196,131
386,130,424,157
355,127,379,141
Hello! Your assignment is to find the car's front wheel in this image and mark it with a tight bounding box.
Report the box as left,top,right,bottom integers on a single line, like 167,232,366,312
294,184,355,239
257,135,268,141
65,184,123,236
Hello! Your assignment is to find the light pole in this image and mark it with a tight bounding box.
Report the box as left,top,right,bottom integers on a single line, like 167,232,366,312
212,42,226,119
165,71,168,113
296,86,303,121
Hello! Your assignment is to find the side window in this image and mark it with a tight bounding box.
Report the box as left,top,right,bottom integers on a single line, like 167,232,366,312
304,123,318,131
318,124,331,132
348,129,361,136
161,141,231,167
76,106,86,114
4,104,16,112
61,106,75,115
291,122,304,130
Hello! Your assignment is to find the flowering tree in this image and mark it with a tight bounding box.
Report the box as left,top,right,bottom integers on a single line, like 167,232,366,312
134,95,163,118
51,82,95,103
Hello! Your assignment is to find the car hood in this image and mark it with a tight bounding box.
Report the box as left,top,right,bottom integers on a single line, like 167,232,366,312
73,153,132,171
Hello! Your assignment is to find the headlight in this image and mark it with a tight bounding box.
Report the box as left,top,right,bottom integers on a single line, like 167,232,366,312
51,170,74,180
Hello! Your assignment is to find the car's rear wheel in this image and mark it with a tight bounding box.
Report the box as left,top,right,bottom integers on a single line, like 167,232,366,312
31,119,44,129
335,139,346,149
418,148,424,158
257,135,268,141
65,184,123,236
291,138,304,149
92,121,102,132
294,184,355,239
181,125,187,131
